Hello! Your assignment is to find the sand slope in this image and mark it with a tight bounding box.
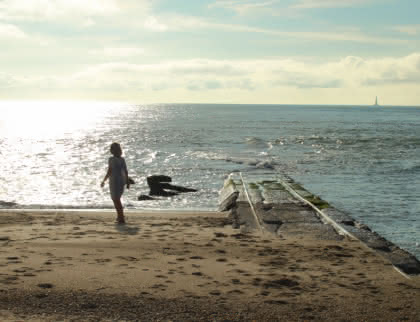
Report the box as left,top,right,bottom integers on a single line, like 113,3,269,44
0,210,419,321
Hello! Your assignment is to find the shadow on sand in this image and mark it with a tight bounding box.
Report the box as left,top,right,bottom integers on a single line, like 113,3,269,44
114,223,140,235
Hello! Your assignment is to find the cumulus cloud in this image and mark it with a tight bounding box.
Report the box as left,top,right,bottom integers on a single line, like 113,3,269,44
0,0,119,21
392,24,420,35
89,47,145,57
2,54,419,99
144,16,168,31
0,23,26,38
0,0,153,22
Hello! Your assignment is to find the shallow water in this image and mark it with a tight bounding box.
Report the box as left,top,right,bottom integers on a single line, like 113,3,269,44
1,102,419,258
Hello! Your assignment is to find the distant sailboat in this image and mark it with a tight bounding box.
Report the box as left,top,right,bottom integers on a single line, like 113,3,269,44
373,96,379,106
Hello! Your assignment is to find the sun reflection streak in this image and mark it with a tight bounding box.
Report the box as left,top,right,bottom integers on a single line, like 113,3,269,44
0,100,124,139
0,100,129,206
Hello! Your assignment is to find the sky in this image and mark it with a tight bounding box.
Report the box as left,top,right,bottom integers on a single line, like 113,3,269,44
0,0,419,105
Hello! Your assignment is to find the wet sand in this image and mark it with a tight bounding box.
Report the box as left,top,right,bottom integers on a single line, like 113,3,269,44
0,210,419,321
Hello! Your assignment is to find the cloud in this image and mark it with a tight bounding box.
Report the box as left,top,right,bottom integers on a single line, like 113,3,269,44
89,47,145,57
0,0,118,20
208,0,277,15
144,16,168,31
0,0,152,22
392,24,420,35
2,53,419,99
208,0,377,14
0,23,26,38
158,14,405,45
291,0,373,9
360,53,420,85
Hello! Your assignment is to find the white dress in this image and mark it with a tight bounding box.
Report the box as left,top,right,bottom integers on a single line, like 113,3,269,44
108,156,127,200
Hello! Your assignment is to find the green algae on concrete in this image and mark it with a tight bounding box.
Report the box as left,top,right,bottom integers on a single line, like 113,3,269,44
260,182,285,191
248,182,259,190
305,195,330,209
290,182,305,191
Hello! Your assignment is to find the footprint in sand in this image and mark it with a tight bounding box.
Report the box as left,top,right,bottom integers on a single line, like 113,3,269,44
209,290,221,296
265,300,288,305
23,273,36,277
116,256,138,262
38,283,54,289
232,269,248,275
190,256,204,260
150,283,167,290
7,257,22,264
1,276,19,285
263,278,299,289
95,258,112,263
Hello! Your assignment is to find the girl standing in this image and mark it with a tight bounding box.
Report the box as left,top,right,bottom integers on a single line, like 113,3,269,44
101,142,129,224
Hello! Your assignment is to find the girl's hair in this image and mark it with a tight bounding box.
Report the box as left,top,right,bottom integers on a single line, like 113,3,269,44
110,142,122,157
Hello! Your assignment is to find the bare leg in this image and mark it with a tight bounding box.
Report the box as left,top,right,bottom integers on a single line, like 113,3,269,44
112,198,125,223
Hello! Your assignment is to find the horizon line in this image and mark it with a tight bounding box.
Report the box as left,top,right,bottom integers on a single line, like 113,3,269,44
0,100,419,108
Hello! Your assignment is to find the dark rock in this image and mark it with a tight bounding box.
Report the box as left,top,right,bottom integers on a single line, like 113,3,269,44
160,183,197,193
147,175,172,184
394,259,420,275
146,175,196,197
0,200,18,208
150,190,178,197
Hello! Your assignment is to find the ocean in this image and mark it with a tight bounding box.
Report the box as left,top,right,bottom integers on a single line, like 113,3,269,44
0,102,419,258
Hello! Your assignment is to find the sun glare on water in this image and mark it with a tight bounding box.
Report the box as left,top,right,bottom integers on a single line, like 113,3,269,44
0,100,123,139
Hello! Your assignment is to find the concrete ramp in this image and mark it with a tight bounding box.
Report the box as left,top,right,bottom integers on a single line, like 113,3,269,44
219,173,420,276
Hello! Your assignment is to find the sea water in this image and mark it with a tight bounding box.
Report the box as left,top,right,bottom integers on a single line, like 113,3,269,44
0,102,419,258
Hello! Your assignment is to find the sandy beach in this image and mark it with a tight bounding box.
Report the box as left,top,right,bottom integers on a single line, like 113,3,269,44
0,209,419,321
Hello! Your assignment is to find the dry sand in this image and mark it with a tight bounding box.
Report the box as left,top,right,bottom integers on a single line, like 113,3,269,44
0,210,419,321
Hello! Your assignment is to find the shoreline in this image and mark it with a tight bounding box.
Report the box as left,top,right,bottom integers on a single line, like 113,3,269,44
1,209,420,321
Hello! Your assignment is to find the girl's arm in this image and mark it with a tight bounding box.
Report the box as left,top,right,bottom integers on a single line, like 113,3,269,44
100,166,111,187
